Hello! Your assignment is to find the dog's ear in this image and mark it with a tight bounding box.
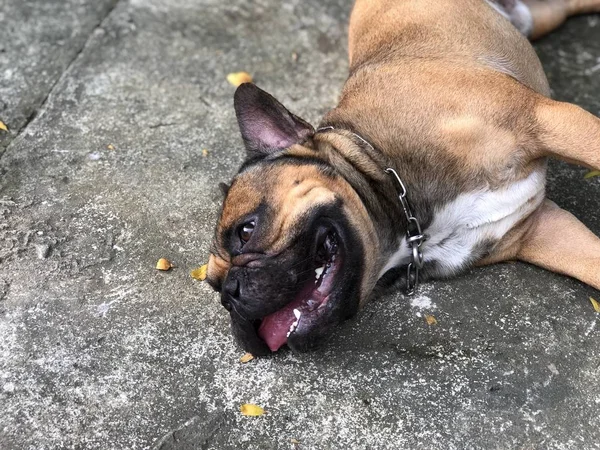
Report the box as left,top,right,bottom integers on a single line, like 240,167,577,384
234,83,314,158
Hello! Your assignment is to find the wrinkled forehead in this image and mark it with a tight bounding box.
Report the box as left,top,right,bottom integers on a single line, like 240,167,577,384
218,159,339,232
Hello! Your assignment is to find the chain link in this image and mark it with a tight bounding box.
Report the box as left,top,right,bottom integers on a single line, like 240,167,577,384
385,168,425,295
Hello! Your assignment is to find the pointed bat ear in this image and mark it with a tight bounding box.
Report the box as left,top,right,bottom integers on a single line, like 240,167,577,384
233,83,314,158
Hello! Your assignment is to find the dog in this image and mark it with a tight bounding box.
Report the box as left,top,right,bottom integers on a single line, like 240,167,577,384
206,0,600,356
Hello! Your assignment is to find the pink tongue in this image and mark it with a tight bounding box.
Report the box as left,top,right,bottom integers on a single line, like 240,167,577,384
257,299,301,352
258,270,335,352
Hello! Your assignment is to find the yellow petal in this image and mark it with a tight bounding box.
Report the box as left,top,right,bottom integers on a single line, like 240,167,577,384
590,297,600,313
190,264,208,281
107,144,115,150
227,71,253,87
240,403,264,416
156,258,172,271
0,120,8,132
425,315,437,325
584,170,600,179
239,353,254,363
202,148,208,157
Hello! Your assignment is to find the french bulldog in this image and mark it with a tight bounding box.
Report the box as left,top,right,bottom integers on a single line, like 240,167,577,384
206,0,600,355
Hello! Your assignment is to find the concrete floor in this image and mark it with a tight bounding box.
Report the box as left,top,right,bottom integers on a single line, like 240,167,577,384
1,1,599,449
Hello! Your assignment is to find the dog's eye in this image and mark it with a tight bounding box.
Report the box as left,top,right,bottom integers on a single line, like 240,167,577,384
239,221,255,244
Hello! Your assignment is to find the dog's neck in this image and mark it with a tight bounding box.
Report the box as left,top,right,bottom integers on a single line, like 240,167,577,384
314,126,424,237
317,126,427,295
310,126,416,256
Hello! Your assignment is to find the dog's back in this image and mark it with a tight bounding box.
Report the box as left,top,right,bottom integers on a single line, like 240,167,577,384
348,0,549,94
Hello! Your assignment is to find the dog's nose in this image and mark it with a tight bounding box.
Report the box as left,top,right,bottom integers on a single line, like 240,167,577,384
222,274,241,311
224,276,241,299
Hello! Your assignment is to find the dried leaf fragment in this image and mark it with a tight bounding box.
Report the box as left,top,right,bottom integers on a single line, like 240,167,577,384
291,438,301,445
156,258,172,271
584,170,600,179
239,353,254,363
227,71,253,87
0,120,8,132
190,264,208,281
425,314,437,325
202,148,208,157
107,144,115,150
590,297,600,313
240,403,264,416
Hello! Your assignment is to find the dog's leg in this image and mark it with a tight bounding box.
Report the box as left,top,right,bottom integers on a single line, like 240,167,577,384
521,0,600,38
534,97,600,170
517,200,600,290
477,95,600,287
522,98,600,288
479,200,600,289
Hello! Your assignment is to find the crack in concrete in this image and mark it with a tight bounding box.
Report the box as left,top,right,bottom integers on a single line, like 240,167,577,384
0,0,122,161
152,412,226,450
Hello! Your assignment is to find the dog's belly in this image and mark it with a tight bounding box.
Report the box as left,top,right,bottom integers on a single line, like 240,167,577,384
380,167,546,279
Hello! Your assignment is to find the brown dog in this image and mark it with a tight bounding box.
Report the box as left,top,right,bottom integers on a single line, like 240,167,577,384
206,0,600,355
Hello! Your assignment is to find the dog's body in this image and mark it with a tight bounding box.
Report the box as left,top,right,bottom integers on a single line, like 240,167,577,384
207,0,600,355
329,0,552,282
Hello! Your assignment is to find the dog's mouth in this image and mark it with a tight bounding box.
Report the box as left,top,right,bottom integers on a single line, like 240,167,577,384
256,229,342,352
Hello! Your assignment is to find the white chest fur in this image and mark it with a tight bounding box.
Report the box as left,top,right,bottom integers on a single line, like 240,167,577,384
379,168,546,278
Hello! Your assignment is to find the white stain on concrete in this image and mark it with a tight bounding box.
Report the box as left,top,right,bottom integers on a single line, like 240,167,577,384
410,295,435,310
97,300,119,318
584,319,596,336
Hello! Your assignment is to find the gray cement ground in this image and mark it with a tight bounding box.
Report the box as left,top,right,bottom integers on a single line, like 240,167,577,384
0,1,599,449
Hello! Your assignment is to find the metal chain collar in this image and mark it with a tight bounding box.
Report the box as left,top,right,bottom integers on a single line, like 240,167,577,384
384,168,425,295
316,127,425,295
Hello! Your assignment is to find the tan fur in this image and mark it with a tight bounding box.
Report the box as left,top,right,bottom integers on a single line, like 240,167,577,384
534,98,600,169
518,200,600,290
348,0,549,92
327,0,551,199
523,0,600,39
478,95,600,289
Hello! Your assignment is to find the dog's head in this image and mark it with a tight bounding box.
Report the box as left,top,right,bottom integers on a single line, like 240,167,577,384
206,84,380,355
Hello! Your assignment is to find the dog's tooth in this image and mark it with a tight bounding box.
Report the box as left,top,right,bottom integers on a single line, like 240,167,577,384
315,266,325,279
293,308,301,320
288,319,299,336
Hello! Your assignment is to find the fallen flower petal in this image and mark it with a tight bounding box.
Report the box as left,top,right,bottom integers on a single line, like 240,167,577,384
240,353,254,363
240,403,264,416
156,258,172,271
190,264,208,281
425,315,437,325
227,71,253,87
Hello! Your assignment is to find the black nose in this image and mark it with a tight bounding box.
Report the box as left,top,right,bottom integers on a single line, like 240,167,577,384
224,276,240,298
221,275,241,311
